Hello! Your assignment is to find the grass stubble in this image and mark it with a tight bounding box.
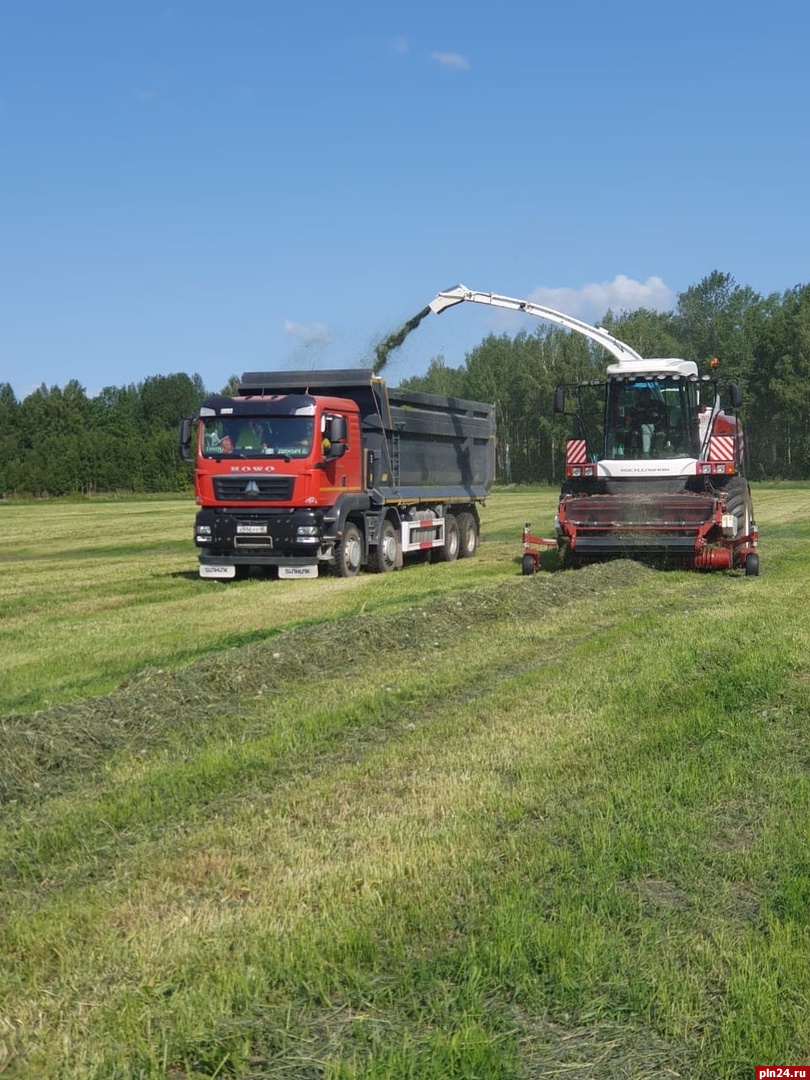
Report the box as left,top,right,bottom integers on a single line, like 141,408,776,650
1,486,809,1077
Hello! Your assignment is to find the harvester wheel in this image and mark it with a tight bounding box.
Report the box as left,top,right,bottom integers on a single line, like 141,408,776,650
439,514,460,562
335,522,363,578
521,553,536,576
724,476,753,538
456,512,479,558
370,519,400,573
745,552,760,577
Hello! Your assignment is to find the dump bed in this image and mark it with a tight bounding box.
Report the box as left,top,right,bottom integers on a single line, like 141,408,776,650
239,369,496,502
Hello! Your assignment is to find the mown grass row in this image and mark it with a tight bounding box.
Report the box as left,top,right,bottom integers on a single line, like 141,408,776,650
0,491,548,715
1,487,809,1077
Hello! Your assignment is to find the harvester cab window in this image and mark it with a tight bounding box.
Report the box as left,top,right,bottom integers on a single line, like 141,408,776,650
607,379,697,460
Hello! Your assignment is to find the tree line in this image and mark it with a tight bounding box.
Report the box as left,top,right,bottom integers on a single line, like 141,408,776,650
1,271,809,496
0,374,205,496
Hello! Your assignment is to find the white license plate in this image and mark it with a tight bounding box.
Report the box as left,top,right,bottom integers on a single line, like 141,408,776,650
237,524,267,534
200,564,236,579
278,565,318,579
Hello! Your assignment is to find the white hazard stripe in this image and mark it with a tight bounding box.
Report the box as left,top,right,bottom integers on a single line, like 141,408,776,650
709,435,735,461
566,439,588,464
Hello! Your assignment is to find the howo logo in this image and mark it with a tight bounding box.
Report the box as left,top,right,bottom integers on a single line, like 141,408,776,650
244,480,261,498
228,465,276,473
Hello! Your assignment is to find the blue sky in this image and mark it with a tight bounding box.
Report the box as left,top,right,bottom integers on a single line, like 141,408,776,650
1,0,808,400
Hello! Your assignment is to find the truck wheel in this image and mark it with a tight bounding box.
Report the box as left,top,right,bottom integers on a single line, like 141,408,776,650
521,553,536,576
439,514,460,562
745,552,760,577
456,512,479,558
370,519,400,573
335,522,363,578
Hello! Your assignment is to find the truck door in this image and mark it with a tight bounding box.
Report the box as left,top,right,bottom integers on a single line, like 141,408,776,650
316,413,362,496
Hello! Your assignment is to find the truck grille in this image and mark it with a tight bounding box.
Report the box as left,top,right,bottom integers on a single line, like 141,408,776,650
213,476,294,501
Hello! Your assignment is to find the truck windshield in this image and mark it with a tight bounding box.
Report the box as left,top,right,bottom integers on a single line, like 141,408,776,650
202,417,315,458
605,379,699,459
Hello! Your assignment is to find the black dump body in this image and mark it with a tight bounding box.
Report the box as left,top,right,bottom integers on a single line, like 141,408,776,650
238,369,496,503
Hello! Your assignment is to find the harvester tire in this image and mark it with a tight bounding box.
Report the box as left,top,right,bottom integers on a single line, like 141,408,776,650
724,476,753,538
439,514,460,562
745,552,760,577
521,553,536,576
456,512,479,558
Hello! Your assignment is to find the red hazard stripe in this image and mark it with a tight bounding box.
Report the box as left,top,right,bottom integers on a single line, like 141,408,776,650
566,439,588,464
709,435,734,460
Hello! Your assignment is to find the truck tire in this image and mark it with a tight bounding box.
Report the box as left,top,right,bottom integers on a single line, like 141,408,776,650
439,514,460,562
335,522,363,578
456,512,479,558
370,519,400,573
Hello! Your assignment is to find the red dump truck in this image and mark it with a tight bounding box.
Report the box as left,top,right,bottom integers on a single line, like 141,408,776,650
178,369,496,579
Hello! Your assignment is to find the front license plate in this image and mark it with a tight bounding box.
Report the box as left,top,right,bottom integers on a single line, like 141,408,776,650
237,524,267,534
200,564,236,579
278,565,318,579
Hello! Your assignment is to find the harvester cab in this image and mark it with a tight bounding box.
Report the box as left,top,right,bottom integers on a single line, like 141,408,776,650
428,285,759,575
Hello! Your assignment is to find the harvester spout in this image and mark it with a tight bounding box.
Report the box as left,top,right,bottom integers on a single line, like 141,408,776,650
427,284,644,366
428,284,470,315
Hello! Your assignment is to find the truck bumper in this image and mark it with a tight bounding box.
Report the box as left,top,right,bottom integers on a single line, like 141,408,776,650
194,508,327,576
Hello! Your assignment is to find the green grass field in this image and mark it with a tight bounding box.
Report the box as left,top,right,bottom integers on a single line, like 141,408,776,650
2,486,810,1078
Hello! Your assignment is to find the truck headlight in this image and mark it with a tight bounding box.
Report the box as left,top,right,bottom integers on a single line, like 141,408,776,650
196,524,212,537
297,526,319,537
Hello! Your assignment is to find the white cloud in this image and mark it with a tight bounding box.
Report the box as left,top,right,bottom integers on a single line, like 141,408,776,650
527,275,674,322
429,51,470,71
283,320,330,345
393,35,409,54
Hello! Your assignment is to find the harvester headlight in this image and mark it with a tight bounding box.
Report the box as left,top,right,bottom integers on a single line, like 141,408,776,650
572,467,582,477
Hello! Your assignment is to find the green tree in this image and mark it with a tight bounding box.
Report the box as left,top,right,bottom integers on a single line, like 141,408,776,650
0,383,21,496
400,355,468,398
601,307,682,358
747,284,810,478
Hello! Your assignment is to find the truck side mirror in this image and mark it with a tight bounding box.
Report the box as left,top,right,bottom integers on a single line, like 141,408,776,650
178,417,193,461
728,383,743,410
553,388,566,414
323,415,348,458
